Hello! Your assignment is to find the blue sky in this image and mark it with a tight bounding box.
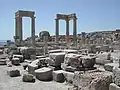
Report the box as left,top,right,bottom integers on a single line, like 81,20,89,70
0,0,120,40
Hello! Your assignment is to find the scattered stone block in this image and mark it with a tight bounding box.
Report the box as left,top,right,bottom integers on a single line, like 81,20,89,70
0,59,6,65
61,63,68,71
7,69,20,77
35,67,52,81
52,70,65,82
65,66,76,72
96,58,112,65
36,58,48,67
73,70,112,90
13,55,24,62
63,71,74,84
109,83,120,90
28,64,38,75
64,54,82,68
113,67,120,86
49,52,65,66
11,58,20,65
80,56,96,68
22,74,35,83
0,49,3,54
104,63,119,72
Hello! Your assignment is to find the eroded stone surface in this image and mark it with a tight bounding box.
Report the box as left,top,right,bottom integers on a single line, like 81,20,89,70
7,69,20,77
52,70,65,82
104,63,119,72
49,52,65,66
109,83,120,90
11,58,20,65
73,70,112,90
113,67,120,86
22,74,35,82
35,67,52,81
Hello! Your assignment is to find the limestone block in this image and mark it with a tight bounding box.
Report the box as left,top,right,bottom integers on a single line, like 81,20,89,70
89,73,112,90
11,58,20,65
0,59,6,65
96,58,112,65
80,56,96,68
7,69,20,77
104,63,119,72
52,70,65,82
22,74,35,82
97,52,110,60
64,54,82,67
19,47,36,59
62,71,74,83
109,83,120,90
65,66,76,72
73,70,112,90
28,64,38,75
13,54,24,62
61,63,68,71
0,49,3,54
36,58,47,67
35,67,52,81
49,52,65,66
113,67,120,86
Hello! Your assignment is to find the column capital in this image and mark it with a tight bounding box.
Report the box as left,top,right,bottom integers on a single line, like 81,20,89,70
31,16,36,19
65,19,70,22
73,17,77,20
15,16,22,19
55,18,59,20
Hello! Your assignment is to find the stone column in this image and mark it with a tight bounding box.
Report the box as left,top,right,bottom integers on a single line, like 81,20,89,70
15,17,18,42
18,16,23,42
31,17,35,47
73,18,77,46
55,19,59,43
66,19,69,43
44,36,48,56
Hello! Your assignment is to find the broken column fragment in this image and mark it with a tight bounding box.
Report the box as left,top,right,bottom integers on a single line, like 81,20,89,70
35,67,52,81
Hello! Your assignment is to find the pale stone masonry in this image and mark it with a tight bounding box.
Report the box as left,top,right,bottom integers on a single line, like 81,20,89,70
15,10,35,47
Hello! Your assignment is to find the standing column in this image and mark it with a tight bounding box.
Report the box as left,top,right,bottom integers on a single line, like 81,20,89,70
55,19,59,43
15,17,18,42
31,17,35,47
18,16,23,42
66,19,69,43
73,18,77,46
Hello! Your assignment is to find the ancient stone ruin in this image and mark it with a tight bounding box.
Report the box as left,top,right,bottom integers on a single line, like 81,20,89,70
0,10,120,90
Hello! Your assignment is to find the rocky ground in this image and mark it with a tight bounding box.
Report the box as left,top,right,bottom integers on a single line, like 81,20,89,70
0,64,72,90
